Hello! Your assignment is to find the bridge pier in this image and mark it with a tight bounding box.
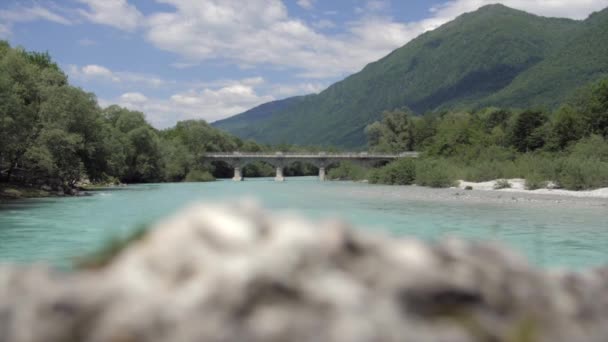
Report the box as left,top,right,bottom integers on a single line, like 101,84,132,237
275,166,285,182
319,167,326,181
232,166,243,181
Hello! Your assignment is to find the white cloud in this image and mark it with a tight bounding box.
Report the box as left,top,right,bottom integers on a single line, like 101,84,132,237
95,73,325,127
68,64,165,88
0,5,72,35
296,0,315,10
0,6,72,25
142,0,608,80
107,80,275,127
271,82,326,97
144,0,415,79
431,0,608,21
81,65,117,79
77,0,143,31
312,19,335,29
0,24,10,38
120,92,148,103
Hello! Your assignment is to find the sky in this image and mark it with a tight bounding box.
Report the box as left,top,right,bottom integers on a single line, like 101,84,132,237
1,0,607,128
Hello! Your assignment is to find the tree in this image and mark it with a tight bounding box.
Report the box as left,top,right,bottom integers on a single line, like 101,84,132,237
550,106,585,150
365,109,415,153
508,110,548,152
572,78,608,138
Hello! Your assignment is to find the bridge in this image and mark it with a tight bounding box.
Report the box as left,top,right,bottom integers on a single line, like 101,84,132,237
203,152,419,181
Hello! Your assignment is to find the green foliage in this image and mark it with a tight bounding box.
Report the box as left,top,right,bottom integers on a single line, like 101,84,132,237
508,110,548,152
369,159,416,185
364,76,608,191
184,170,215,183
554,136,608,190
0,41,269,190
414,159,457,188
214,5,608,148
525,174,548,190
366,109,415,152
328,162,368,181
243,161,275,178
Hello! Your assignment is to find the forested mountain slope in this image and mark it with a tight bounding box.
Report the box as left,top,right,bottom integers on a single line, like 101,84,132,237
213,5,608,148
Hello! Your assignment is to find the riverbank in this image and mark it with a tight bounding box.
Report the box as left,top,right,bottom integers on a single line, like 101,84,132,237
0,184,55,200
457,179,608,198
0,183,93,201
343,181,608,210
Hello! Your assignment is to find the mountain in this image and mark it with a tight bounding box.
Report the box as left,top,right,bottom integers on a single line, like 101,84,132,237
212,96,305,141
213,5,608,148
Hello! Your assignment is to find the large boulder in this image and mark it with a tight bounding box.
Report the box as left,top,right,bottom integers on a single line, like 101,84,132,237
1,202,608,341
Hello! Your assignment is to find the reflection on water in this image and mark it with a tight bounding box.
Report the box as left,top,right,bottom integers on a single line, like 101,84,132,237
0,177,607,269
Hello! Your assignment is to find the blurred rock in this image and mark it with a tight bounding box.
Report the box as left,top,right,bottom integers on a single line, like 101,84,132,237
1,202,608,342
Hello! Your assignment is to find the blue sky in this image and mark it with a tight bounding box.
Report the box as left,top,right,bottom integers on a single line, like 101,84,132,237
1,0,607,127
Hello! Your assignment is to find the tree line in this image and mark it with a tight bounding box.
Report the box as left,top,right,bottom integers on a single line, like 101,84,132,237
0,42,327,194
331,77,608,190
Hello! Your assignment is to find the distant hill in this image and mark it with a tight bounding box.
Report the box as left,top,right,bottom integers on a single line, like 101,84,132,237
212,96,305,141
213,4,608,148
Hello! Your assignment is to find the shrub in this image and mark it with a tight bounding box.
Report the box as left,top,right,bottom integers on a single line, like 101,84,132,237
494,179,512,190
243,162,274,177
568,135,608,161
556,157,608,190
327,162,368,181
525,173,548,190
415,159,456,188
369,159,416,185
184,170,215,182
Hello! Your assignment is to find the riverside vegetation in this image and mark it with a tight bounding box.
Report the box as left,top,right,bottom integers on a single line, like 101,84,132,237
329,79,608,191
0,42,328,198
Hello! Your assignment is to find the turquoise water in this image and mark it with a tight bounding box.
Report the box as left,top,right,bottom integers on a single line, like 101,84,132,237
0,178,607,269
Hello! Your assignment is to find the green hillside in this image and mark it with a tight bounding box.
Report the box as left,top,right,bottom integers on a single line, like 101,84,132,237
213,4,608,148
212,96,306,140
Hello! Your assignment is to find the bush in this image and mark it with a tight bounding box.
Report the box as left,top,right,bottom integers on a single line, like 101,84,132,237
556,157,608,190
243,162,274,177
369,159,416,185
568,135,608,161
327,162,368,181
415,159,456,188
494,179,512,189
184,170,215,182
525,173,548,190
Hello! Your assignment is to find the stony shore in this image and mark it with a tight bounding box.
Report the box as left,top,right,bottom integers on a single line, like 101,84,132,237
2,202,608,342
347,181,608,210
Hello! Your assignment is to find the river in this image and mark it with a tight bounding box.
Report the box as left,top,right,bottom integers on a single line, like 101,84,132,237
1,177,607,269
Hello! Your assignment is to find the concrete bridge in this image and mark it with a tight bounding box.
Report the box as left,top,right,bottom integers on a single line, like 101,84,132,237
203,152,419,181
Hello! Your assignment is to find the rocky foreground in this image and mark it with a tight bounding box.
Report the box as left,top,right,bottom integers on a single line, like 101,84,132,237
1,202,608,342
